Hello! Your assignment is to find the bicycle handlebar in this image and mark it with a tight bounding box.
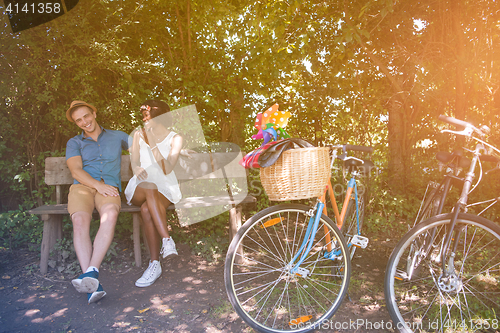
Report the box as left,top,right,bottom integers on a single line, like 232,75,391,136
438,115,474,130
344,144,374,154
438,114,490,139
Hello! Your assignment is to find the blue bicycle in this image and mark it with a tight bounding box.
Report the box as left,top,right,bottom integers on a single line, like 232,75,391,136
224,144,374,333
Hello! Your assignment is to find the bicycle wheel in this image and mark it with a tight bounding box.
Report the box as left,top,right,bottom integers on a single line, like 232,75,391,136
225,204,351,333
385,213,500,333
340,185,366,259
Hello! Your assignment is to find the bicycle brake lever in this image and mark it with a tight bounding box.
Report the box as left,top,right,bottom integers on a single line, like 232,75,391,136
485,164,500,175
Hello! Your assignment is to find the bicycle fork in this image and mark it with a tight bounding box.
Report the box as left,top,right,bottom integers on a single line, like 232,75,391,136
289,201,325,277
438,144,482,283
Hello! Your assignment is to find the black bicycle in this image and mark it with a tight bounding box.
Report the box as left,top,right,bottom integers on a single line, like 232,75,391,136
384,115,500,333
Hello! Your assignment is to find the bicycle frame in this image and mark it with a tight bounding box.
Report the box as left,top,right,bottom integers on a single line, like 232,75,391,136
434,116,500,277
440,142,484,276
289,148,366,273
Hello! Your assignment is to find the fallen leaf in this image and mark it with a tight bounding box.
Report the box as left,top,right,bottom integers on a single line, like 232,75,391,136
2,275,11,279
202,309,208,314
138,308,149,314
164,308,173,313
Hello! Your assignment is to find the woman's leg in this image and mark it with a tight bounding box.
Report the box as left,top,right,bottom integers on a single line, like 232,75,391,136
143,188,172,239
140,187,178,258
131,186,160,261
131,186,163,287
140,202,161,261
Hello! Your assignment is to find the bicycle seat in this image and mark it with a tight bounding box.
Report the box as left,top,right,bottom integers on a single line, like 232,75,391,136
436,151,470,169
343,159,375,176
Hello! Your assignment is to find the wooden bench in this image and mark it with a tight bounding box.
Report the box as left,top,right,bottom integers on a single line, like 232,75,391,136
29,152,255,274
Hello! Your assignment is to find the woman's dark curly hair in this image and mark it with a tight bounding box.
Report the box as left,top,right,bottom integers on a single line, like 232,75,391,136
141,100,170,119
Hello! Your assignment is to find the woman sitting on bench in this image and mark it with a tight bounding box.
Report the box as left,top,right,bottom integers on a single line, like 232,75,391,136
124,100,183,287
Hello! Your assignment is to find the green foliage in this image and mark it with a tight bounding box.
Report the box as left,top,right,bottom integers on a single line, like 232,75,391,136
0,205,42,250
171,211,230,262
115,212,134,241
1,0,499,244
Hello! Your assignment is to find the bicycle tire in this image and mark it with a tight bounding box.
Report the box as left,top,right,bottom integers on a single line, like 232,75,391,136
384,213,500,333
225,204,351,333
340,185,366,259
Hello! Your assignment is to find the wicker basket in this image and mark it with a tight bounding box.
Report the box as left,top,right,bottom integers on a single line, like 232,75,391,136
260,147,331,201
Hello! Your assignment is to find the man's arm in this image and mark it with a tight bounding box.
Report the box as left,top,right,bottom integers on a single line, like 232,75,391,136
67,156,119,197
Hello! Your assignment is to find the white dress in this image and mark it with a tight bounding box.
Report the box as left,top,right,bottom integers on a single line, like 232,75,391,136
125,131,182,205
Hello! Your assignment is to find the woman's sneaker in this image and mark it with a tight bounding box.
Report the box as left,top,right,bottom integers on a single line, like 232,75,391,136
160,237,178,258
135,260,162,287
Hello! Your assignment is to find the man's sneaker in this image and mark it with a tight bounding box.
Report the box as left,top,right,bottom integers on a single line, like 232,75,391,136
135,260,162,287
72,270,99,293
87,283,106,304
160,237,178,258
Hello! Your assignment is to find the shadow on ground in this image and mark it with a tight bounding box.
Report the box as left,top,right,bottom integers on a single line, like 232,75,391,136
0,238,396,333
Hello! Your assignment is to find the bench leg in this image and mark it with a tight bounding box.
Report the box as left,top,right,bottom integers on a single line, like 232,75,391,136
132,213,142,268
229,206,243,264
39,214,62,274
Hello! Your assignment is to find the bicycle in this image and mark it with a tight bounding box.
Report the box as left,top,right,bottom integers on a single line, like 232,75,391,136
224,144,374,333
384,115,500,333
413,150,469,227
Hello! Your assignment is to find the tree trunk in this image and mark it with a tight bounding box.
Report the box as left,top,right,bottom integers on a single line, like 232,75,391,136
388,97,406,193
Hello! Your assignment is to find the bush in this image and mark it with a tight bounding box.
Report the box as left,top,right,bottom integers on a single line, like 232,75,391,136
0,205,42,250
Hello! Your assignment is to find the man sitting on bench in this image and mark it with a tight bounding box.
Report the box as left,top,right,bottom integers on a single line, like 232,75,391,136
65,100,129,304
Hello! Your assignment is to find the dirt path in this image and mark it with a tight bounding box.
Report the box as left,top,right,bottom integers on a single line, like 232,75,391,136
0,237,396,333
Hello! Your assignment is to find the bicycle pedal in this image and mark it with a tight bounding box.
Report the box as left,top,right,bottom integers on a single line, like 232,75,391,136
294,267,310,278
351,235,369,249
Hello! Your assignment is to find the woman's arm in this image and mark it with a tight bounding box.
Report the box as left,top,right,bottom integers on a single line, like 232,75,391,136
152,134,183,175
131,130,148,180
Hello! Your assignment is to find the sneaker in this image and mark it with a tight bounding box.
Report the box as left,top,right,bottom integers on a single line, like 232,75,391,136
87,283,106,304
160,237,178,258
72,270,99,293
135,260,162,287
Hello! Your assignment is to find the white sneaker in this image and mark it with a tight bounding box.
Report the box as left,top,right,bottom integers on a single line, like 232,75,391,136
135,260,162,287
160,237,178,258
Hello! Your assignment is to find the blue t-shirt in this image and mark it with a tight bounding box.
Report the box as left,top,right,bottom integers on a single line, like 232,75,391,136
66,127,130,191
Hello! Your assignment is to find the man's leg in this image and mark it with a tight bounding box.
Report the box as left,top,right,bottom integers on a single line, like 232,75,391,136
68,184,100,294
82,192,120,303
88,202,120,269
72,211,93,272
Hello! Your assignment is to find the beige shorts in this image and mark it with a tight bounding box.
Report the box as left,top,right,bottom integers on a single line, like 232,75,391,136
67,182,121,216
